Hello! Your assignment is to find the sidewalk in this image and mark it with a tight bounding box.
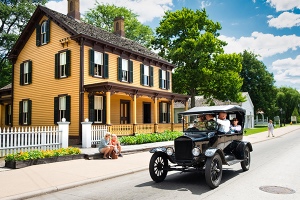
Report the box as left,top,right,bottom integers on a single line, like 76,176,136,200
0,125,299,200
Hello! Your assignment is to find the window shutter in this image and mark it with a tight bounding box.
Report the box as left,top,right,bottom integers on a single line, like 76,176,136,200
159,69,162,89
89,49,94,76
55,53,59,79
66,50,71,77
159,102,163,123
20,63,24,85
129,60,133,83
140,64,144,85
5,105,9,125
28,61,32,84
36,24,41,46
27,100,32,125
117,57,122,81
103,96,106,124
89,95,95,123
167,71,170,90
46,19,50,43
66,95,71,122
167,103,170,123
54,97,59,124
19,101,23,125
150,66,153,87
103,53,109,78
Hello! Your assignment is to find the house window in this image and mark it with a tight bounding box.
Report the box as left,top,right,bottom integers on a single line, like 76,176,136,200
24,62,29,84
19,99,32,125
94,96,103,123
20,60,32,85
144,65,149,86
5,104,12,125
159,69,170,90
55,50,71,79
118,57,133,83
36,19,50,46
89,49,109,78
54,95,71,123
94,51,103,77
159,102,170,123
140,64,153,86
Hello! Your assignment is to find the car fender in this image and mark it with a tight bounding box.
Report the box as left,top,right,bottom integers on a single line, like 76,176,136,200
205,148,226,163
236,141,253,159
149,147,167,154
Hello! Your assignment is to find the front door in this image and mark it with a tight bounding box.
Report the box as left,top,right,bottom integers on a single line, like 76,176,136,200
143,102,151,123
120,100,130,124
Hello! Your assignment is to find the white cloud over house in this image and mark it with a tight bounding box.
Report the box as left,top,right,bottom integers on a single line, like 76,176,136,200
266,0,300,11
268,12,300,28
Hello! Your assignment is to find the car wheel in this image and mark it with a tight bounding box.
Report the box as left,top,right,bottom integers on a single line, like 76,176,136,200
205,153,222,189
149,153,168,182
241,146,251,171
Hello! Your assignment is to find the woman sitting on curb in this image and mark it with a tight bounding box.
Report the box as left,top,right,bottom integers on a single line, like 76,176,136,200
111,134,123,157
98,133,114,159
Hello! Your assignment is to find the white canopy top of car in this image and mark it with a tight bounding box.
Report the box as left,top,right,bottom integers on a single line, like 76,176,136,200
179,105,246,115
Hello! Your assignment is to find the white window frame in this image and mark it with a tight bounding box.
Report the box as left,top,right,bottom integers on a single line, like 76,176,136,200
144,65,149,86
94,51,103,77
162,102,167,123
23,62,29,84
41,21,47,45
161,70,167,89
59,96,66,121
22,101,28,125
94,96,103,123
60,52,67,78
122,59,128,82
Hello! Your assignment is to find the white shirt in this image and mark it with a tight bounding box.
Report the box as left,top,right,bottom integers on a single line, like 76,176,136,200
217,119,231,133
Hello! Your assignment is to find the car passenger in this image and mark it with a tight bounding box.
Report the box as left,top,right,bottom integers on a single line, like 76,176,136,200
230,118,241,133
216,112,231,133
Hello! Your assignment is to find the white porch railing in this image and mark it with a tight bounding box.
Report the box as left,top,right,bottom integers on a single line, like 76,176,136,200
0,120,69,157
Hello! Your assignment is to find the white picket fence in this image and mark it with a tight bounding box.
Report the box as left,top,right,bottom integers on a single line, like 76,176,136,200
91,125,107,145
0,126,62,157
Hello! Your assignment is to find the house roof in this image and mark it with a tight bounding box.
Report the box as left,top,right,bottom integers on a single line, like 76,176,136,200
8,6,174,68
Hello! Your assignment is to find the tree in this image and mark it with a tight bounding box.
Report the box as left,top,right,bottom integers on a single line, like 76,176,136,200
153,8,244,107
83,3,154,48
0,0,47,88
240,51,276,116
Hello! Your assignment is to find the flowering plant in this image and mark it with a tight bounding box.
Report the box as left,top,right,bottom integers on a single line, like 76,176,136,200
5,147,81,161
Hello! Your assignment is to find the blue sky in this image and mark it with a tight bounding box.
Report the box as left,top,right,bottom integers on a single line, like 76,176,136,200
47,0,300,91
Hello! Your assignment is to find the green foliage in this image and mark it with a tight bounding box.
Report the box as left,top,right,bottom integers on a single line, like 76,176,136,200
5,147,81,161
82,3,154,48
119,130,183,145
153,8,244,106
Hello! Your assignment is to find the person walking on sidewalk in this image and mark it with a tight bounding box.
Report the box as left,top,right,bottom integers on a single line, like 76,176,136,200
268,120,275,137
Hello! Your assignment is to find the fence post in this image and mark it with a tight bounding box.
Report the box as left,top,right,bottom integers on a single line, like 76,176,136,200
81,118,93,148
57,118,70,148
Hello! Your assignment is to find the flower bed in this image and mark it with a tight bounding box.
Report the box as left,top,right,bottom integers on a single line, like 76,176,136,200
4,147,83,169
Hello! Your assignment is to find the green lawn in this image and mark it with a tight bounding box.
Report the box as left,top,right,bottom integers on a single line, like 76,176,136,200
244,127,267,136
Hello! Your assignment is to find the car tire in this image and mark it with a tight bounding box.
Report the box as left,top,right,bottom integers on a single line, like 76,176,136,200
205,153,222,189
241,146,251,171
149,153,168,182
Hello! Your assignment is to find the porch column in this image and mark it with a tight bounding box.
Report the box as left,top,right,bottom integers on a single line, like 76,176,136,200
106,91,111,125
154,97,158,133
171,99,174,131
133,94,137,134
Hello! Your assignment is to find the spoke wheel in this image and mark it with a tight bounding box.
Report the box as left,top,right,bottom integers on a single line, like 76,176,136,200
149,153,168,182
241,146,251,171
205,153,222,188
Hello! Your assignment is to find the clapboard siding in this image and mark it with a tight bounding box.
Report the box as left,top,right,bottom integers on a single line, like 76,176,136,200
13,17,80,136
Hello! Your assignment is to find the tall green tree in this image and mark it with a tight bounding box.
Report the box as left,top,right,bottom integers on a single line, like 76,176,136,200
153,8,244,107
240,50,276,116
83,3,154,48
0,0,47,88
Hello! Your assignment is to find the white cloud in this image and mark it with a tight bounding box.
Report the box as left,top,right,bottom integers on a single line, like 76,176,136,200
266,0,300,11
201,1,211,9
273,55,300,85
219,32,300,59
46,0,173,23
268,12,300,28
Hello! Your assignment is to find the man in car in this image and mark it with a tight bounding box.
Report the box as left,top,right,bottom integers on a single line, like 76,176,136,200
217,112,231,133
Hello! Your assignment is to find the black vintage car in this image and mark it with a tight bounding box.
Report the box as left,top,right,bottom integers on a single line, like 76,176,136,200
149,105,253,188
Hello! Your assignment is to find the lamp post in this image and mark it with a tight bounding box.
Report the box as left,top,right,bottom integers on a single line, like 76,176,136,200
280,108,283,127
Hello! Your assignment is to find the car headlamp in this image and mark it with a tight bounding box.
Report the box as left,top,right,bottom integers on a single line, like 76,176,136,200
192,147,201,157
166,147,174,156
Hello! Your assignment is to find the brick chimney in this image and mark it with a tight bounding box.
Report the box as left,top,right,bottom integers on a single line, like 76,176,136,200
67,0,80,20
113,16,125,37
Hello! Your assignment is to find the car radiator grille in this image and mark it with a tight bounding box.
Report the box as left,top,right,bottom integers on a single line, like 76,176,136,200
175,138,193,160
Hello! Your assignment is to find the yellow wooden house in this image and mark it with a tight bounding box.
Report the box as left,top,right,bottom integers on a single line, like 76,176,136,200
6,0,189,144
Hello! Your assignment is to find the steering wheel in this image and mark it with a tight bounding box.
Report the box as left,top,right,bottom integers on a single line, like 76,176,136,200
205,120,219,130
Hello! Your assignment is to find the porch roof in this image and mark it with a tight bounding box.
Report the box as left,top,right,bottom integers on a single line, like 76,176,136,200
84,82,190,103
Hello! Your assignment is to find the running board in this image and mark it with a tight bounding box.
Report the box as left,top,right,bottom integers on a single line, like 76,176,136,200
227,159,243,166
